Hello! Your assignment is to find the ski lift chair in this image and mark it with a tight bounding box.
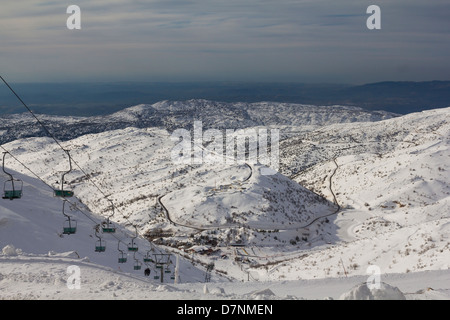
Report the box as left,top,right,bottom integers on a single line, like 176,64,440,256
2,152,23,200
95,228,106,252
143,250,154,263
54,150,74,198
118,241,127,263
133,253,142,270
2,179,23,200
127,226,139,252
62,200,77,235
102,201,116,233
63,216,77,235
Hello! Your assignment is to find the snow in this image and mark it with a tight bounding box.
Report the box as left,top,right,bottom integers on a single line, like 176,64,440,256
339,282,406,300
1,248,449,300
1,102,449,300
2,244,19,256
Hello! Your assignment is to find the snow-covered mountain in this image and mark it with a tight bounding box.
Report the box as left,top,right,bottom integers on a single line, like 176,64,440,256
2,126,337,250
0,100,397,145
1,100,449,300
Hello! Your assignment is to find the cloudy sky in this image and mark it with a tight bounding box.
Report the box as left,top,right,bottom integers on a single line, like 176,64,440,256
1,0,449,84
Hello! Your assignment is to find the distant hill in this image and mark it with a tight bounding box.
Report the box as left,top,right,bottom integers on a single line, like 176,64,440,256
0,81,449,116
0,101,396,145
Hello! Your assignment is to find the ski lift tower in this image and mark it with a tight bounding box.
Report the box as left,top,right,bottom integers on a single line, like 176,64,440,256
153,253,172,283
205,262,214,283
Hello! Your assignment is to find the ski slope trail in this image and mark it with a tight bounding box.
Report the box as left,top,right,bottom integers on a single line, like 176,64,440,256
0,168,214,286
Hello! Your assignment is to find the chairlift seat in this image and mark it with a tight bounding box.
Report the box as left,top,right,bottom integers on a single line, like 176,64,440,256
95,246,106,252
54,190,74,198
63,227,77,235
2,190,22,200
118,257,127,263
102,227,116,233
134,265,142,271
128,246,138,252
3,178,23,200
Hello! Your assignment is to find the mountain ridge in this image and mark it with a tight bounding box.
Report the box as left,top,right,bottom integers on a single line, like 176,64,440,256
0,100,397,145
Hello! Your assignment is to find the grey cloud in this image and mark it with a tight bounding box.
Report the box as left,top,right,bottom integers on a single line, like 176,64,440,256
1,0,449,83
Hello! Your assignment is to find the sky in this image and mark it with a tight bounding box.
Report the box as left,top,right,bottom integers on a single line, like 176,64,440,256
1,0,449,84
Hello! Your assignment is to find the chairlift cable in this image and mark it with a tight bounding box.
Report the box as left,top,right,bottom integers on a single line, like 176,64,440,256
0,76,110,204
0,145,108,234
0,144,162,262
0,76,165,256
0,76,67,151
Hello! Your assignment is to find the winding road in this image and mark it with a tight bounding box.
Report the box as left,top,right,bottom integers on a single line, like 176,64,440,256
157,162,253,232
158,157,341,236
156,157,345,278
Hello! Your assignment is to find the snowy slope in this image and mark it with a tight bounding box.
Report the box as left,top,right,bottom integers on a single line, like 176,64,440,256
282,108,450,280
280,106,449,176
1,247,449,300
162,163,335,232
0,168,215,287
